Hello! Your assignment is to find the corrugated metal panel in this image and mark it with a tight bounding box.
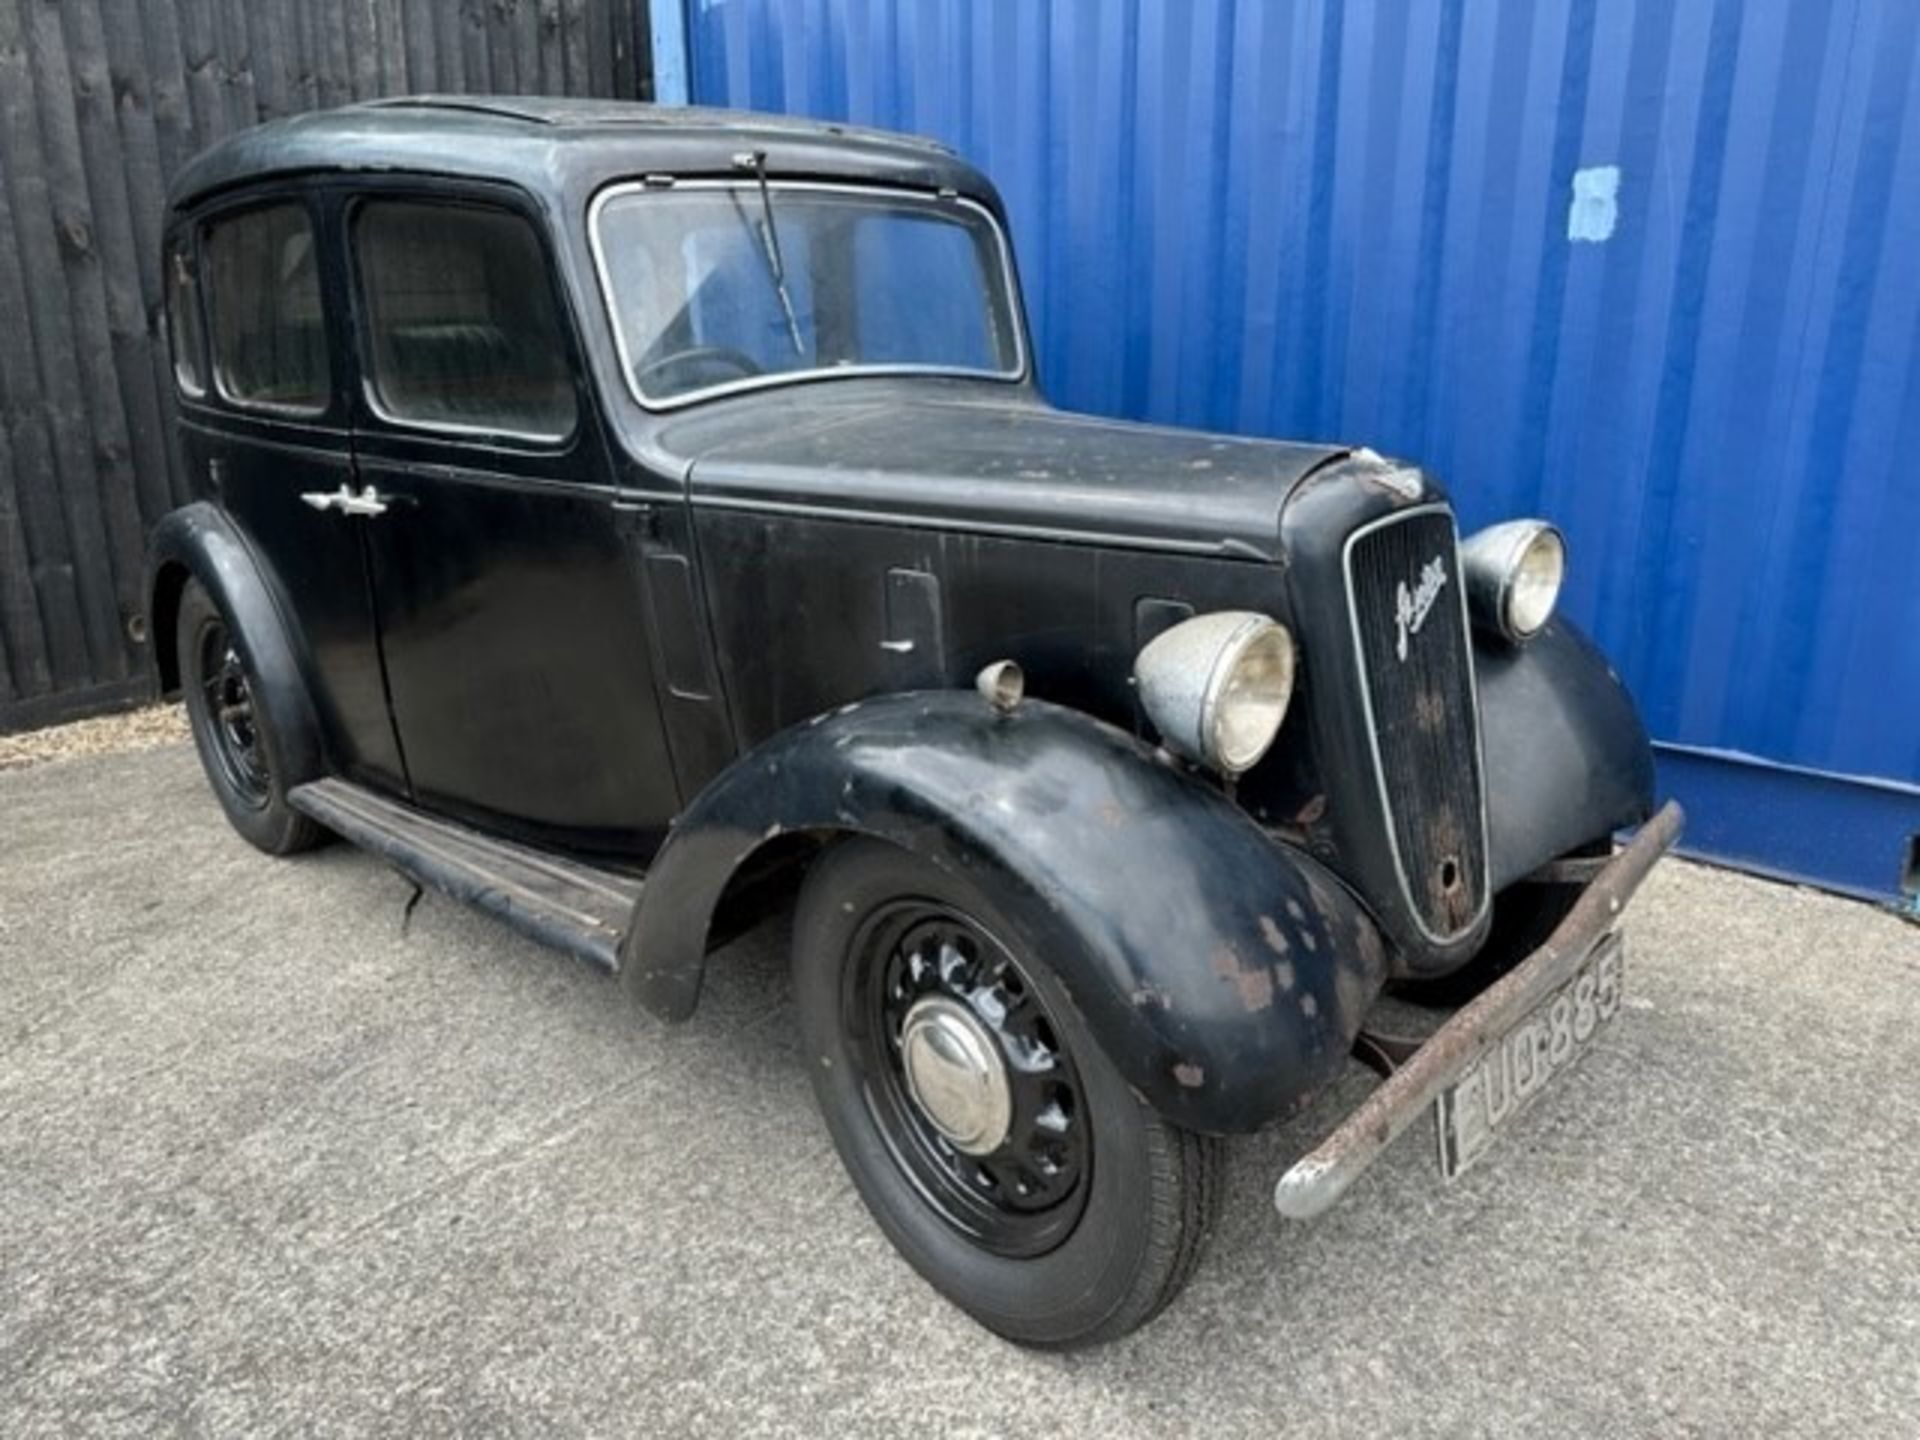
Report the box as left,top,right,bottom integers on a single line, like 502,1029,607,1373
688,0,1920,900
0,0,648,733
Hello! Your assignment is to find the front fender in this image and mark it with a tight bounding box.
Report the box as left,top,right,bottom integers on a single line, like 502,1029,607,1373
147,503,322,783
1479,616,1656,890
623,691,1391,1134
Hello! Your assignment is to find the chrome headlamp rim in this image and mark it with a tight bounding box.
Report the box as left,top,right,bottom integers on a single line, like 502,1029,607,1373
1133,610,1296,777
1462,519,1565,643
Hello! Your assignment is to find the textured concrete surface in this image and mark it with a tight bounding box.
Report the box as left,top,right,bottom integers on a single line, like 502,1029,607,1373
3,744,1917,1437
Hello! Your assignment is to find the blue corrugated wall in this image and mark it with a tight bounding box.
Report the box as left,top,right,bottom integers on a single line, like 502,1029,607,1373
675,0,1920,905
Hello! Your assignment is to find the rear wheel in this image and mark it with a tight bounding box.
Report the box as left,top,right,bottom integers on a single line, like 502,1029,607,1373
793,838,1223,1348
178,579,326,856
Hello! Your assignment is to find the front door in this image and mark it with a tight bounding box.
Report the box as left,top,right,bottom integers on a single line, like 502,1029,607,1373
341,186,677,858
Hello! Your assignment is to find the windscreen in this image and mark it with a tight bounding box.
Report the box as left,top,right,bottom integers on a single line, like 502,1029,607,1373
593,183,1023,404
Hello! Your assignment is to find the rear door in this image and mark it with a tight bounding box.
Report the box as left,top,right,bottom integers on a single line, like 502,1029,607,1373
342,183,677,858
183,192,405,790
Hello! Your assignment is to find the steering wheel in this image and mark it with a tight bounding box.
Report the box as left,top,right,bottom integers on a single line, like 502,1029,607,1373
635,345,765,396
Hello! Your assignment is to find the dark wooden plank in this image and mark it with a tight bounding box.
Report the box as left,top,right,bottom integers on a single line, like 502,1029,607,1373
315,0,353,110
97,0,187,516
0,5,106,691
46,2,161,610
62,0,175,554
535,0,563,95
560,0,589,96
514,0,543,94
289,0,322,113
127,0,193,182
344,0,378,101
0,434,51,701
172,0,226,144
374,0,407,95
488,0,522,93
582,0,612,97
401,0,439,92
458,0,491,96
609,0,636,99
0,673,152,734
251,0,296,119
213,0,259,130
432,0,464,92
8,3,139,683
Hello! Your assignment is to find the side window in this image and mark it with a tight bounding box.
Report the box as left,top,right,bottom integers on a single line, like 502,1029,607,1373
204,202,332,415
165,238,206,396
353,200,577,440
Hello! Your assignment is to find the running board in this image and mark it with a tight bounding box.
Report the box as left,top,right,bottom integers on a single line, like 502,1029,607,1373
287,778,642,973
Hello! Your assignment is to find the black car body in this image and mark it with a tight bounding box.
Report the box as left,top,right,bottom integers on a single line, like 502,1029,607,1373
148,98,1678,1346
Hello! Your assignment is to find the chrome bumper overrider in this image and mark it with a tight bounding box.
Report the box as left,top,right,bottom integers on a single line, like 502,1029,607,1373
1272,800,1686,1220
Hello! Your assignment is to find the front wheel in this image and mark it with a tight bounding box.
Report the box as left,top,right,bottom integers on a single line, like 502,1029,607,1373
792,838,1224,1349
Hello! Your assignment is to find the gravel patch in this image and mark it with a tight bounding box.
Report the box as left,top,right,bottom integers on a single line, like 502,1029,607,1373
0,704,190,772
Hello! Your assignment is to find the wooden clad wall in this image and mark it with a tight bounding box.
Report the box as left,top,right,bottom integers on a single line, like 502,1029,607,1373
0,0,649,732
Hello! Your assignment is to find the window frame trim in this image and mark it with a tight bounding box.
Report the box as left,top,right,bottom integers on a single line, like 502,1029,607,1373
587,178,1032,412
344,191,583,449
163,229,209,400
199,197,337,420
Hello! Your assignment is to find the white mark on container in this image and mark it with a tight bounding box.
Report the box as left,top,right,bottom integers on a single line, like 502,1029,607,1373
1569,165,1620,243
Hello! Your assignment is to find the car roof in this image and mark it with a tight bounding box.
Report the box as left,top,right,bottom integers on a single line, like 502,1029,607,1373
168,96,997,213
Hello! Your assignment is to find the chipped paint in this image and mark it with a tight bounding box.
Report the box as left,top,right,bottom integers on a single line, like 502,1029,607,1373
1258,914,1290,955
1172,1061,1206,1089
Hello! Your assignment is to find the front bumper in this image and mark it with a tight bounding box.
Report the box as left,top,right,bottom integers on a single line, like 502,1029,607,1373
1272,799,1685,1220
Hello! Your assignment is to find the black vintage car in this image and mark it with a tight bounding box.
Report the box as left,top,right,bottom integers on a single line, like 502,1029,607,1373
148,97,1680,1347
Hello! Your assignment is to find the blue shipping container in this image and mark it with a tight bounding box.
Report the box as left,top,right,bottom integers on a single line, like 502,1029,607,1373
662,0,1920,907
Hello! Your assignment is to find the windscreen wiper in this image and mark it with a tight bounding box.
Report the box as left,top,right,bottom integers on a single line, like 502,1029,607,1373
732,149,805,357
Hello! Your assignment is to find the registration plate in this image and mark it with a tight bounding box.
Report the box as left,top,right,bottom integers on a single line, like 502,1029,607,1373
1435,934,1624,1179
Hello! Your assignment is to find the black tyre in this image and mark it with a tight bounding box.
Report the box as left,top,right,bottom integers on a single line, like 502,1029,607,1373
792,838,1224,1349
177,579,326,856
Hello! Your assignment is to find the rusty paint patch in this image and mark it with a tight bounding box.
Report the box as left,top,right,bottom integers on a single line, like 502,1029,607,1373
1172,1061,1206,1089
1213,941,1276,1012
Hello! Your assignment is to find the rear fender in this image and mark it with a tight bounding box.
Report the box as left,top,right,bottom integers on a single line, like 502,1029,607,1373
147,503,322,783
623,691,1391,1134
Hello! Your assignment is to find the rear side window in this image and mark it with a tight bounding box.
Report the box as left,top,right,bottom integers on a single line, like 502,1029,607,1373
204,203,332,415
165,239,206,396
353,201,577,440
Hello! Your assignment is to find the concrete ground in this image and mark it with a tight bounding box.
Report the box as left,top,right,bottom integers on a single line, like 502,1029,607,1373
2,743,1916,1438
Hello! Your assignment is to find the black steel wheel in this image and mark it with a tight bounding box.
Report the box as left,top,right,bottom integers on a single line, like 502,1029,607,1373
794,838,1224,1349
850,903,1091,1259
196,616,272,808
178,579,327,856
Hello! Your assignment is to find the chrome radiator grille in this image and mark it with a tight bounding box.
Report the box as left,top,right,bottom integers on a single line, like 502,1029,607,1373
1344,507,1488,940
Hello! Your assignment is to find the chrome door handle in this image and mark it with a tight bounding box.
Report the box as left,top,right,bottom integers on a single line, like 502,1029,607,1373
336,485,391,518
300,484,350,513
298,484,394,518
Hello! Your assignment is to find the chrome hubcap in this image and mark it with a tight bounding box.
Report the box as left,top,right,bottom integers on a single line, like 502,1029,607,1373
899,995,1013,1156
